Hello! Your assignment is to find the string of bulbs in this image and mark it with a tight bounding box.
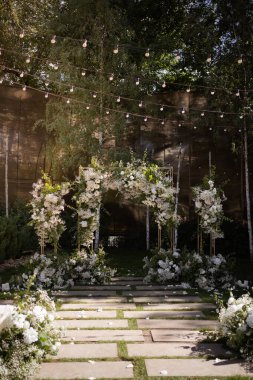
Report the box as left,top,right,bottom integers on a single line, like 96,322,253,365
1,46,253,96
1,64,250,120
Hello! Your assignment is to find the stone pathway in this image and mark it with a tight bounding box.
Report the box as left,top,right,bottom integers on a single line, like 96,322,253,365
34,277,253,379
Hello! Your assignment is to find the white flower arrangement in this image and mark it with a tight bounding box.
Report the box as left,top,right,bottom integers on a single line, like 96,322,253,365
193,178,226,238
214,293,253,361
0,290,60,380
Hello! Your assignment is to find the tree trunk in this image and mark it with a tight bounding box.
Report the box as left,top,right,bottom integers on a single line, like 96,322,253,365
5,136,9,218
243,124,253,261
146,205,150,251
174,145,182,250
94,204,101,253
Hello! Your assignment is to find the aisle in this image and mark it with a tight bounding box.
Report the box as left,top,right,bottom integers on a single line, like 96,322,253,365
34,277,253,379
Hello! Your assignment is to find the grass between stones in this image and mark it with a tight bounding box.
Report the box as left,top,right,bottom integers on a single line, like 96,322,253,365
128,318,138,329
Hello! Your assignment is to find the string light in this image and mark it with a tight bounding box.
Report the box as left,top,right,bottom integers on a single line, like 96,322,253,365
93,93,97,98
139,100,143,107
20,72,24,78
116,96,121,102
45,92,49,98
25,56,31,64
53,63,59,70
45,81,49,87
160,105,164,111
239,129,242,132
175,52,181,61
239,115,244,119
161,120,165,125
109,73,114,81
50,35,56,44
70,85,74,93
236,89,240,96
237,55,243,64
19,30,25,39
0,48,2,55
201,112,205,117
66,98,70,104
106,110,110,114
113,45,119,54
145,48,150,58
0,78,3,84
81,70,86,76
135,78,140,86
224,128,227,132
22,85,26,91
206,54,212,63
162,81,166,88
186,87,191,93
210,90,215,95
82,39,88,48
126,113,129,118
209,127,212,130
220,113,224,118
86,105,90,109
193,126,197,129
144,116,148,122
181,108,186,114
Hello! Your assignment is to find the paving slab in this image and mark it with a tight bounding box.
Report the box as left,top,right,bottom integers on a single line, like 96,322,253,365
72,285,128,290
60,302,136,310
124,310,204,319
52,343,118,359
56,297,127,303
35,361,134,379
133,296,202,303
112,277,143,281
53,290,117,297
0,299,14,305
122,290,187,296
138,319,218,330
143,303,215,310
127,342,230,358
145,358,253,377
61,329,144,342
136,285,190,290
55,310,116,319
151,329,208,342
53,319,128,329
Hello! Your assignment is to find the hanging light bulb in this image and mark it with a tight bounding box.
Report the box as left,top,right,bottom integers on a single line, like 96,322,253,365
162,81,166,88
209,127,213,130
239,115,244,119
86,105,90,109
20,72,24,78
181,107,186,114
45,92,49,98
116,96,121,102
66,98,70,104
201,112,205,117
106,110,110,114
178,123,182,127
175,52,181,62
210,90,215,95
186,87,191,93
0,48,2,55
109,73,114,81
45,81,49,87
145,48,150,58
139,100,143,107
70,85,74,93
220,113,224,118
135,77,140,86
239,129,242,132
0,78,3,84
236,89,240,96
126,113,129,118
22,85,27,91
51,35,56,44
54,63,59,70
206,54,212,63
160,105,164,111
144,116,148,122
93,93,97,98
193,126,197,129
81,70,86,76
25,56,31,64
19,30,25,38
237,55,243,64
161,120,165,125
82,39,88,48
113,45,119,54
224,128,227,132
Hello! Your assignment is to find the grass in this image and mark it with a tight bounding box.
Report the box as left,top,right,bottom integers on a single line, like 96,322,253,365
106,248,148,276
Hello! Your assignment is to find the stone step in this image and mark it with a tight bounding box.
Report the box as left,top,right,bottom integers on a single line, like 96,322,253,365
57,297,127,303
72,285,130,290
60,303,136,310
124,310,204,319
127,342,232,358
138,319,218,330
151,329,208,342
145,358,253,377
135,285,192,290
53,290,117,297
52,343,118,359
53,319,128,329
55,310,116,319
143,303,215,310
112,277,143,281
34,361,134,379
122,290,188,297
0,299,14,305
133,296,202,303
61,329,144,342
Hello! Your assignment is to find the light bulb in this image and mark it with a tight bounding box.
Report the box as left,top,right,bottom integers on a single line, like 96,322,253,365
106,110,110,114
20,72,24,78
93,93,97,98
206,54,212,63
210,90,215,95
109,74,114,81
113,45,119,54
139,101,143,107
22,85,27,91
162,81,166,88
186,87,191,93
81,70,86,76
51,35,56,44
136,78,140,85
70,86,74,93
0,48,2,55
193,126,197,129
86,105,90,109
45,81,49,87
160,106,164,111
224,128,227,132
181,108,185,114
126,113,129,118
220,113,224,118
54,63,58,70
45,92,49,98
236,89,240,96
82,39,88,48
25,56,31,64
239,129,242,132
19,30,25,39
201,112,205,117
239,115,244,119
178,123,182,127
237,56,243,64
0,78,3,84
175,53,181,61
66,98,70,104
116,96,120,102
209,127,212,130
144,116,148,122
145,48,150,58
161,120,165,125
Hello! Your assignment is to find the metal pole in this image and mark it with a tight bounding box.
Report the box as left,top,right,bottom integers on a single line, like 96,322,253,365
146,205,150,251
5,136,9,218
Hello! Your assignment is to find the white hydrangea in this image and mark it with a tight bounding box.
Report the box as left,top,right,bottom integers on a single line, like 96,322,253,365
23,327,39,344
